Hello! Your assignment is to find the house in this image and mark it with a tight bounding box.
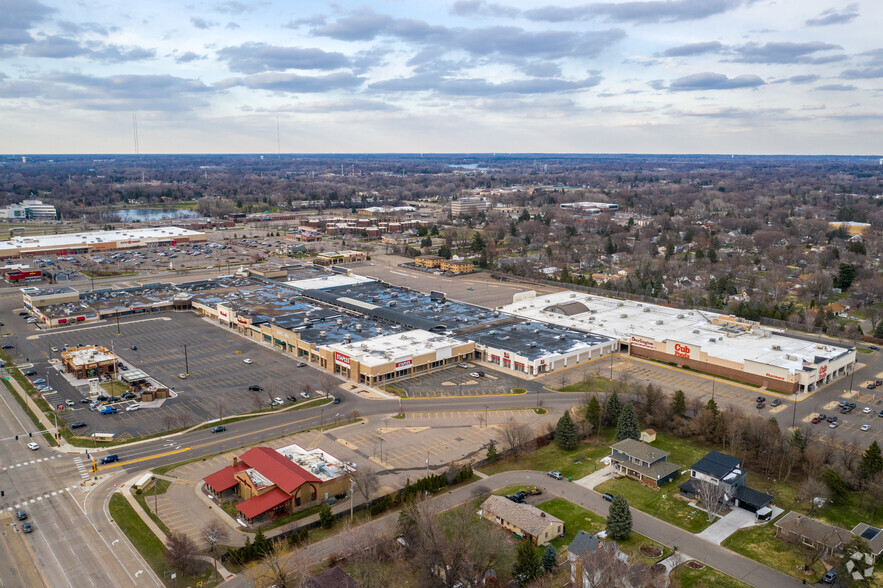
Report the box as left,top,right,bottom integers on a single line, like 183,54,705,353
203,444,349,524
305,566,362,588
480,495,564,546
678,451,773,515
609,438,680,488
851,523,883,562
774,511,854,556
568,530,603,587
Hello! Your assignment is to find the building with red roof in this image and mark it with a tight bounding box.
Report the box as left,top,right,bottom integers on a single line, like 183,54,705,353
203,444,349,524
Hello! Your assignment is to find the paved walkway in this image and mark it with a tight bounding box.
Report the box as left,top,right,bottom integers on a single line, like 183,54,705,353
221,470,804,588
573,463,613,490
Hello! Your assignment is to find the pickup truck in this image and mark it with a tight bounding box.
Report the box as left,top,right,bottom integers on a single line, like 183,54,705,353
99,406,117,415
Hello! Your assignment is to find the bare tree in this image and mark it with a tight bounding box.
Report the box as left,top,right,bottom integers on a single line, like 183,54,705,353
500,417,533,457
694,478,728,522
165,531,201,576
248,541,307,588
576,543,663,588
319,374,340,398
201,520,230,579
349,464,379,507
797,476,830,514
162,415,177,431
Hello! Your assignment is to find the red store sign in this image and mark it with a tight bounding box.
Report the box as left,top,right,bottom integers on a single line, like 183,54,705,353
673,343,691,359
395,359,412,369
335,352,351,366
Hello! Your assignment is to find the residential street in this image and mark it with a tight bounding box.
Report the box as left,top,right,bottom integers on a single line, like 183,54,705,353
221,469,805,588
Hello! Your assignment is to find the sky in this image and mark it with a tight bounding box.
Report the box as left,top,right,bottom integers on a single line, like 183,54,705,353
1,0,881,155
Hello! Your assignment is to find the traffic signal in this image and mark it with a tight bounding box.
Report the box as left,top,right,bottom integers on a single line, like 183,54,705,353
0,491,4,497
28,432,32,437
14,435,17,440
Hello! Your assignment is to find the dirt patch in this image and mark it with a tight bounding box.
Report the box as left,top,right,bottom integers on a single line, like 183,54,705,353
686,561,705,570
639,545,663,558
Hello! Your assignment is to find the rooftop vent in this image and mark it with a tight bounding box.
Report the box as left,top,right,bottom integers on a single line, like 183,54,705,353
620,314,628,318
643,308,651,313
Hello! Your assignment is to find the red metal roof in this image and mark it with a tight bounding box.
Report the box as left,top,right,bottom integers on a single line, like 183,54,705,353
202,462,248,493
236,487,291,519
239,446,321,494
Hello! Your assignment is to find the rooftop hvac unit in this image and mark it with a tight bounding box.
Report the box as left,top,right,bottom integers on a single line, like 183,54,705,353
656,320,663,325
772,345,782,351
343,333,351,340
493,310,500,317
643,308,651,313
510,325,517,330
356,324,362,331
569,293,576,298
693,329,700,334
320,330,326,336
588,317,595,321
677,314,684,319
620,314,628,318
337,319,343,325
361,343,368,350
376,327,383,334
709,338,716,342
533,329,539,334
529,342,537,347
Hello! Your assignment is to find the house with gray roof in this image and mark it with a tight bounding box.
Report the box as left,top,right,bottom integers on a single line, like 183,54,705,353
851,523,883,561
679,451,773,515
774,511,853,556
480,495,564,546
610,438,680,488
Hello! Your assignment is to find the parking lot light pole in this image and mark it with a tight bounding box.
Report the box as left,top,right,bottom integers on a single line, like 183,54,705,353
183,344,189,376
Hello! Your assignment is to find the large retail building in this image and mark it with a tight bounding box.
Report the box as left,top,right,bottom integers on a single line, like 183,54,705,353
498,291,855,394
0,226,205,258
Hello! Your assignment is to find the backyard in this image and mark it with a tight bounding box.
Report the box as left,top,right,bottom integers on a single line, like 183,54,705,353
479,435,613,479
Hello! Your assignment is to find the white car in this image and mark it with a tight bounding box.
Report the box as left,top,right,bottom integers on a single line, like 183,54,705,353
863,407,873,414
65,399,75,406
243,358,253,364
274,397,283,403
300,392,310,398
27,442,39,450
51,347,58,352
861,424,871,431
126,403,140,412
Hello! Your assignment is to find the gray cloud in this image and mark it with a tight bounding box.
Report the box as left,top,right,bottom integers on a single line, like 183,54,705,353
669,72,765,91
524,0,745,24
783,74,821,84
217,43,350,74
815,83,856,91
191,17,217,30
214,1,261,15
1,0,55,46
215,72,364,93
662,41,723,57
670,106,789,118
23,35,88,58
841,65,883,80
297,99,399,113
806,4,859,27
520,60,562,77
22,36,154,62
449,0,520,18
226,22,240,30
311,10,624,60
33,71,211,110
730,41,845,64
283,15,326,28
370,73,601,96
56,21,111,36
175,51,205,63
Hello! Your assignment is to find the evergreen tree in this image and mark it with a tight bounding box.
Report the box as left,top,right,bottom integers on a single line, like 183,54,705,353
605,390,622,427
875,320,883,339
470,232,486,252
541,544,558,572
671,390,686,418
555,410,578,450
585,395,602,433
860,440,883,481
836,263,856,290
707,247,718,263
486,441,499,463
822,468,848,503
318,503,335,529
615,402,641,441
705,398,719,417
513,540,541,585
606,495,632,541
437,244,452,259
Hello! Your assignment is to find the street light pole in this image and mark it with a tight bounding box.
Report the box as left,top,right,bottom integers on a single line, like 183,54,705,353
183,344,189,376
116,313,121,336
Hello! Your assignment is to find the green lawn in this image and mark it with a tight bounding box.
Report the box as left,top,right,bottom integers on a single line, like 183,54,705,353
856,347,874,354
671,562,751,588
479,438,612,479
555,378,612,393
594,475,711,534
536,498,670,566
134,479,173,535
722,515,825,583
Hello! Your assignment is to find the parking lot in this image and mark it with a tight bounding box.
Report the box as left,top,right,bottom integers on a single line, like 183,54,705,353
390,363,532,398
30,312,335,438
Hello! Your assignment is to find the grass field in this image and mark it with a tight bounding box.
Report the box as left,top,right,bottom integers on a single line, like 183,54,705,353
722,514,826,583
479,438,612,479
594,476,710,534
671,562,751,588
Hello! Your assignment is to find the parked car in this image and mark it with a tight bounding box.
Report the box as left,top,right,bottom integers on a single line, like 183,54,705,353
243,358,253,364
126,403,140,412
822,571,837,584
818,413,827,420
178,373,188,379
770,399,782,407
829,422,839,429
96,394,109,401
300,392,310,398
130,345,137,350
287,395,297,403
297,362,306,367
861,424,871,432
32,378,46,385
80,398,91,404
547,471,563,480
100,406,117,415
23,369,36,376
16,509,27,520
332,397,341,404
864,407,873,414
869,383,877,390
811,416,821,424
458,362,468,368
756,402,765,409
27,442,39,450
65,399,75,406
211,425,226,433
602,493,615,502
122,392,136,399
827,415,837,423
869,345,880,351
70,421,87,429
756,396,765,403
470,371,484,378
21,522,33,533
1,344,13,349
248,385,263,391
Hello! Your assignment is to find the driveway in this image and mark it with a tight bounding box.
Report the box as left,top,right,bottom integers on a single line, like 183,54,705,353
573,462,613,490
696,507,757,545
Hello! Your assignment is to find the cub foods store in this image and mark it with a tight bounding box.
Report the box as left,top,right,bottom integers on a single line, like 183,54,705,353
320,330,474,385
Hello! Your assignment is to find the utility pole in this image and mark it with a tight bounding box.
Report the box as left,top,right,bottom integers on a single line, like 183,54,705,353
116,313,121,336
349,478,355,522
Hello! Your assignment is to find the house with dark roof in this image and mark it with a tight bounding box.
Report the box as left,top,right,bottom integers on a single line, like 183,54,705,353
851,523,883,562
774,511,854,556
678,451,773,515
203,445,349,524
480,495,564,546
305,566,362,588
610,438,680,488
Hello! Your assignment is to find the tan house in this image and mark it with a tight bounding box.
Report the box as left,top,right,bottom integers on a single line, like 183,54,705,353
440,259,474,274
415,255,444,268
774,511,854,556
610,438,680,488
480,495,564,546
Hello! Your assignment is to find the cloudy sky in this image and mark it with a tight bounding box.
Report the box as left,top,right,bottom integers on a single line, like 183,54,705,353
1,0,880,154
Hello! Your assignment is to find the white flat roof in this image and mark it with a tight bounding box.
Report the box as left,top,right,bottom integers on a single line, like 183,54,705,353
322,329,464,367
500,291,851,373
277,444,347,482
63,347,116,367
284,274,375,291
0,226,204,254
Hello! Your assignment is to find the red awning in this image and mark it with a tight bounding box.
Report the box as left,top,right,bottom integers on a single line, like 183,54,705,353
236,487,290,519
203,463,247,493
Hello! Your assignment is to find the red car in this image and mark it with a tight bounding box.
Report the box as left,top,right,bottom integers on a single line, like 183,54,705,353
811,416,821,424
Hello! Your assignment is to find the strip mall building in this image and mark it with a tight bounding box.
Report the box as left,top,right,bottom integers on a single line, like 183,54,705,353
0,226,205,259
499,291,856,394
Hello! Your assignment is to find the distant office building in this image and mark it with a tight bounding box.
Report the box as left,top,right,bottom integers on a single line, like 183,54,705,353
1,200,57,220
450,197,489,216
